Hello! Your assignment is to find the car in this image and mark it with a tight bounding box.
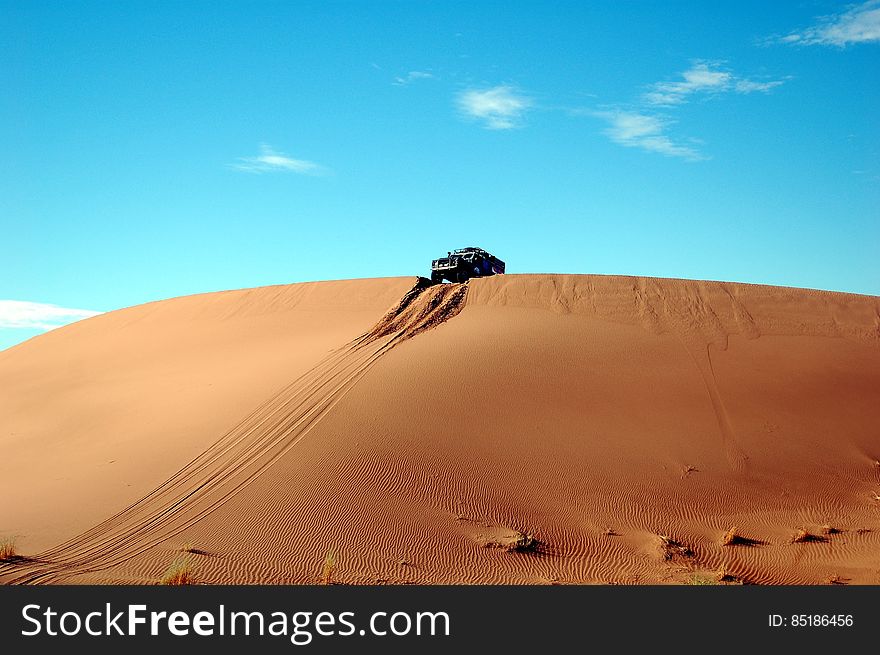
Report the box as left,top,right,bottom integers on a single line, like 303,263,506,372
430,247,505,283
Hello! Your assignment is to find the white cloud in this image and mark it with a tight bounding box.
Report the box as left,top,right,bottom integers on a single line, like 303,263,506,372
644,63,732,105
231,144,325,174
393,70,435,86
0,300,102,331
644,62,784,106
782,1,880,46
594,110,703,160
734,79,785,93
456,85,532,129
594,61,784,160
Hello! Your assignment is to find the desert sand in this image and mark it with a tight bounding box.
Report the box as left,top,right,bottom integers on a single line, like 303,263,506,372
1,274,879,585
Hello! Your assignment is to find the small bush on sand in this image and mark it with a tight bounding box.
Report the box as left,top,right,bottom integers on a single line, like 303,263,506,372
791,528,809,543
508,531,538,553
161,556,195,585
715,567,743,584
179,542,209,556
721,526,747,546
481,530,541,553
687,573,720,586
720,526,766,547
688,567,741,585
0,537,15,561
658,535,694,560
791,528,826,544
321,550,336,585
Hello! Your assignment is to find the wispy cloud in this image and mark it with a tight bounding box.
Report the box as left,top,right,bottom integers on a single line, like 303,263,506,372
733,79,785,93
230,144,326,174
644,63,731,106
644,62,785,106
780,0,880,46
393,70,435,86
456,85,532,129
591,60,785,160
0,300,102,331
594,111,703,161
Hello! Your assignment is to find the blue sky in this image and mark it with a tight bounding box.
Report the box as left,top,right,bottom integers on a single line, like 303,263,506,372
2,1,878,350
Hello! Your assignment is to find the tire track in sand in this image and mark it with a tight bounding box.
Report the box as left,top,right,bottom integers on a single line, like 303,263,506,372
1,278,467,585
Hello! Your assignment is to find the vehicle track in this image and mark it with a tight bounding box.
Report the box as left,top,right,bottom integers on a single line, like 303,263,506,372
1,278,468,584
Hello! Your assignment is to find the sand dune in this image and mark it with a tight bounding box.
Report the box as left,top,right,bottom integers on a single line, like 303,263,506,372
2,274,879,585
0,279,414,553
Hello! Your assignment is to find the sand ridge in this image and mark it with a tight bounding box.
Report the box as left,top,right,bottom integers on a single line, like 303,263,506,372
2,274,879,584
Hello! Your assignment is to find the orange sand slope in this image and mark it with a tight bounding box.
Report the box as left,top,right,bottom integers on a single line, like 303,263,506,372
1,274,879,585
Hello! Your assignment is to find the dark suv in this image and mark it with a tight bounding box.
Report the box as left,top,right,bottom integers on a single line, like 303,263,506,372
431,247,506,283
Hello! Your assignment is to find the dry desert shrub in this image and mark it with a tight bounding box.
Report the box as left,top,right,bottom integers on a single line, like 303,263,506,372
791,528,826,544
658,535,694,560
721,526,738,546
721,526,756,546
509,531,539,553
179,542,209,556
716,567,744,584
688,567,741,586
0,536,15,561
682,465,699,478
161,556,195,585
482,530,541,553
687,573,720,586
791,528,810,543
321,549,336,585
